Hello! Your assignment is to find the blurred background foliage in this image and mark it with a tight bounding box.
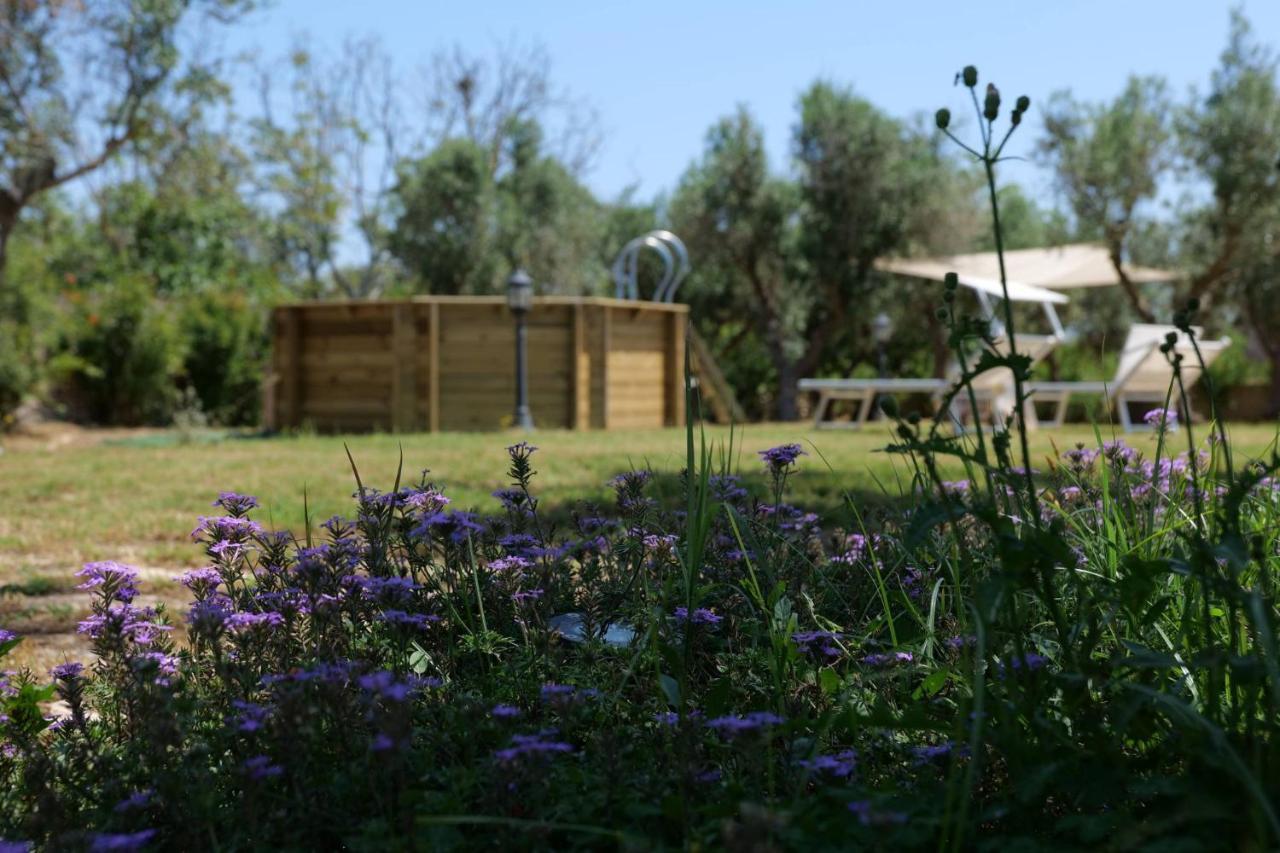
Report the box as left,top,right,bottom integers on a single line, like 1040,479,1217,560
1,5,1278,427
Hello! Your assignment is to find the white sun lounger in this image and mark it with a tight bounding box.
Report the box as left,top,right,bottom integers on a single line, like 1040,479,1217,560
801,333,1060,430
1027,324,1230,431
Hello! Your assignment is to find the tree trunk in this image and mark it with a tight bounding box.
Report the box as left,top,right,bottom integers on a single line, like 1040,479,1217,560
775,359,800,422
1268,349,1280,420
0,205,16,291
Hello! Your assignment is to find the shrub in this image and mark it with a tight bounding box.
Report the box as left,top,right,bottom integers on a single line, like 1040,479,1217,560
179,290,268,426
53,276,186,426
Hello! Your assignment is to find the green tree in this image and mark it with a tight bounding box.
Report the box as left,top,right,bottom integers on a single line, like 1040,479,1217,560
1038,75,1173,320
387,139,496,294
0,0,251,287
673,85,970,420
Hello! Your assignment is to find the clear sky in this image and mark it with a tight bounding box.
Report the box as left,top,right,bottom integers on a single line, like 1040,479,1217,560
227,0,1280,206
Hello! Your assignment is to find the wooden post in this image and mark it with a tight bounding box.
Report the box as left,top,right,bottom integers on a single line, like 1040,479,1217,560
571,302,587,430
277,307,302,429
600,305,611,429
666,310,687,427
427,301,440,433
391,304,418,432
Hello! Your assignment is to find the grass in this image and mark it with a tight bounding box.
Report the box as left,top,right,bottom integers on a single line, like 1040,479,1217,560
4,422,1279,573
2,421,1277,673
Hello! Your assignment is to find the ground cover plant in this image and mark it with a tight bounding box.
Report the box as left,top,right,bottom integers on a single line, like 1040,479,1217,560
3,67,1280,850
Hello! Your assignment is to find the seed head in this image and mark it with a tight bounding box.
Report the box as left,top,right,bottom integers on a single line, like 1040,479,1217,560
935,108,951,130
983,84,1001,121
962,66,978,88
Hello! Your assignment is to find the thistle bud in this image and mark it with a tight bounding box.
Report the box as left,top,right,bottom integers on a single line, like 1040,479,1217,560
962,66,978,88
944,272,959,290
983,84,1000,121
1165,332,1178,347
1016,95,1031,112
935,108,951,130
880,396,900,418
1010,110,1022,127
935,308,949,321
1186,297,1200,312
907,413,922,426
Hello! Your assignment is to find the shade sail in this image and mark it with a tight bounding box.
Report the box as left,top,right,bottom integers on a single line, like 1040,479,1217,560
877,243,1174,293
875,257,1069,304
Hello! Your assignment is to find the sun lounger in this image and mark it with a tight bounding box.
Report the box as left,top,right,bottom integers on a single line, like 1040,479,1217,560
1027,324,1230,431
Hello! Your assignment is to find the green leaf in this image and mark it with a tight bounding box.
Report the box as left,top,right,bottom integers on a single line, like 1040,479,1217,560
920,669,950,696
658,673,680,707
819,667,841,695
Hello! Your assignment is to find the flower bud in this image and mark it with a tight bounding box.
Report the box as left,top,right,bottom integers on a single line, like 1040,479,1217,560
880,396,899,418
983,84,1000,121
944,272,959,290
1186,297,1200,312
1015,95,1031,112
1165,332,1178,347
935,108,951,130
962,66,978,88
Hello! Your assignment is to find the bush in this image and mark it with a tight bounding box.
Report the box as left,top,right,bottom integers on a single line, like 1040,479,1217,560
179,290,268,426
53,276,186,425
0,316,36,429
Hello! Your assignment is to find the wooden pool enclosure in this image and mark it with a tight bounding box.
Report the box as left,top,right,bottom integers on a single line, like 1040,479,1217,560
265,296,740,432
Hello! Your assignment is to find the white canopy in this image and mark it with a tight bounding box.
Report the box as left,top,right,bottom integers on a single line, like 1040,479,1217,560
877,243,1174,294
875,258,1069,305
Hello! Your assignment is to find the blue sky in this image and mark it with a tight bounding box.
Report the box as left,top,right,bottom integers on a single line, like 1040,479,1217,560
228,0,1280,206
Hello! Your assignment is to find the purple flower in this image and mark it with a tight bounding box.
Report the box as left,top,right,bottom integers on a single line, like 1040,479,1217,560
75,562,139,603
792,630,844,660
488,556,532,575
348,575,419,606
847,800,907,827
187,597,232,635
758,443,806,472
243,754,284,781
797,749,858,778
0,841,32,853
492,488,530,512
89,830,158,852
861,651,914,667
377,609,439,630
709,474,749,502
0,629,16,644
405,488,450,514
51,661,83,680
175,567,223,600
673,607,722,626
213,492,259,515
491,704,522,719
359,670,417,703
494,730,573,764
224,611,285,635
911,741,966,765
705,711,786,737
113,789,154,813
1144,407,1178,432
230,700,273,733
940,480,970,496
191,515,263,543
414,510,484,544
998,652,1049,677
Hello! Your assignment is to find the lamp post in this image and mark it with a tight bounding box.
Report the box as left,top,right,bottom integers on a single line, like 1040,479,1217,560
872,312,893,377
507,269,535,431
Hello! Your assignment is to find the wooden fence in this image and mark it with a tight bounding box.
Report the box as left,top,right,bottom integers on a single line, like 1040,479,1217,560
265,296,693,432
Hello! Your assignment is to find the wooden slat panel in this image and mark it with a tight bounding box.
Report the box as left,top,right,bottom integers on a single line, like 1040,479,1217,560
391,305,418,432
428,303,440,433
667,312,686,426
277,308,302,428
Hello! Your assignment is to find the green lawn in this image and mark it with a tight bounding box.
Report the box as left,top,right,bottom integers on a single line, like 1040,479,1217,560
2,421,1277,670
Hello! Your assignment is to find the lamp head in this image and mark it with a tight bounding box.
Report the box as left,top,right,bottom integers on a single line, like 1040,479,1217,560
506,269,533,313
